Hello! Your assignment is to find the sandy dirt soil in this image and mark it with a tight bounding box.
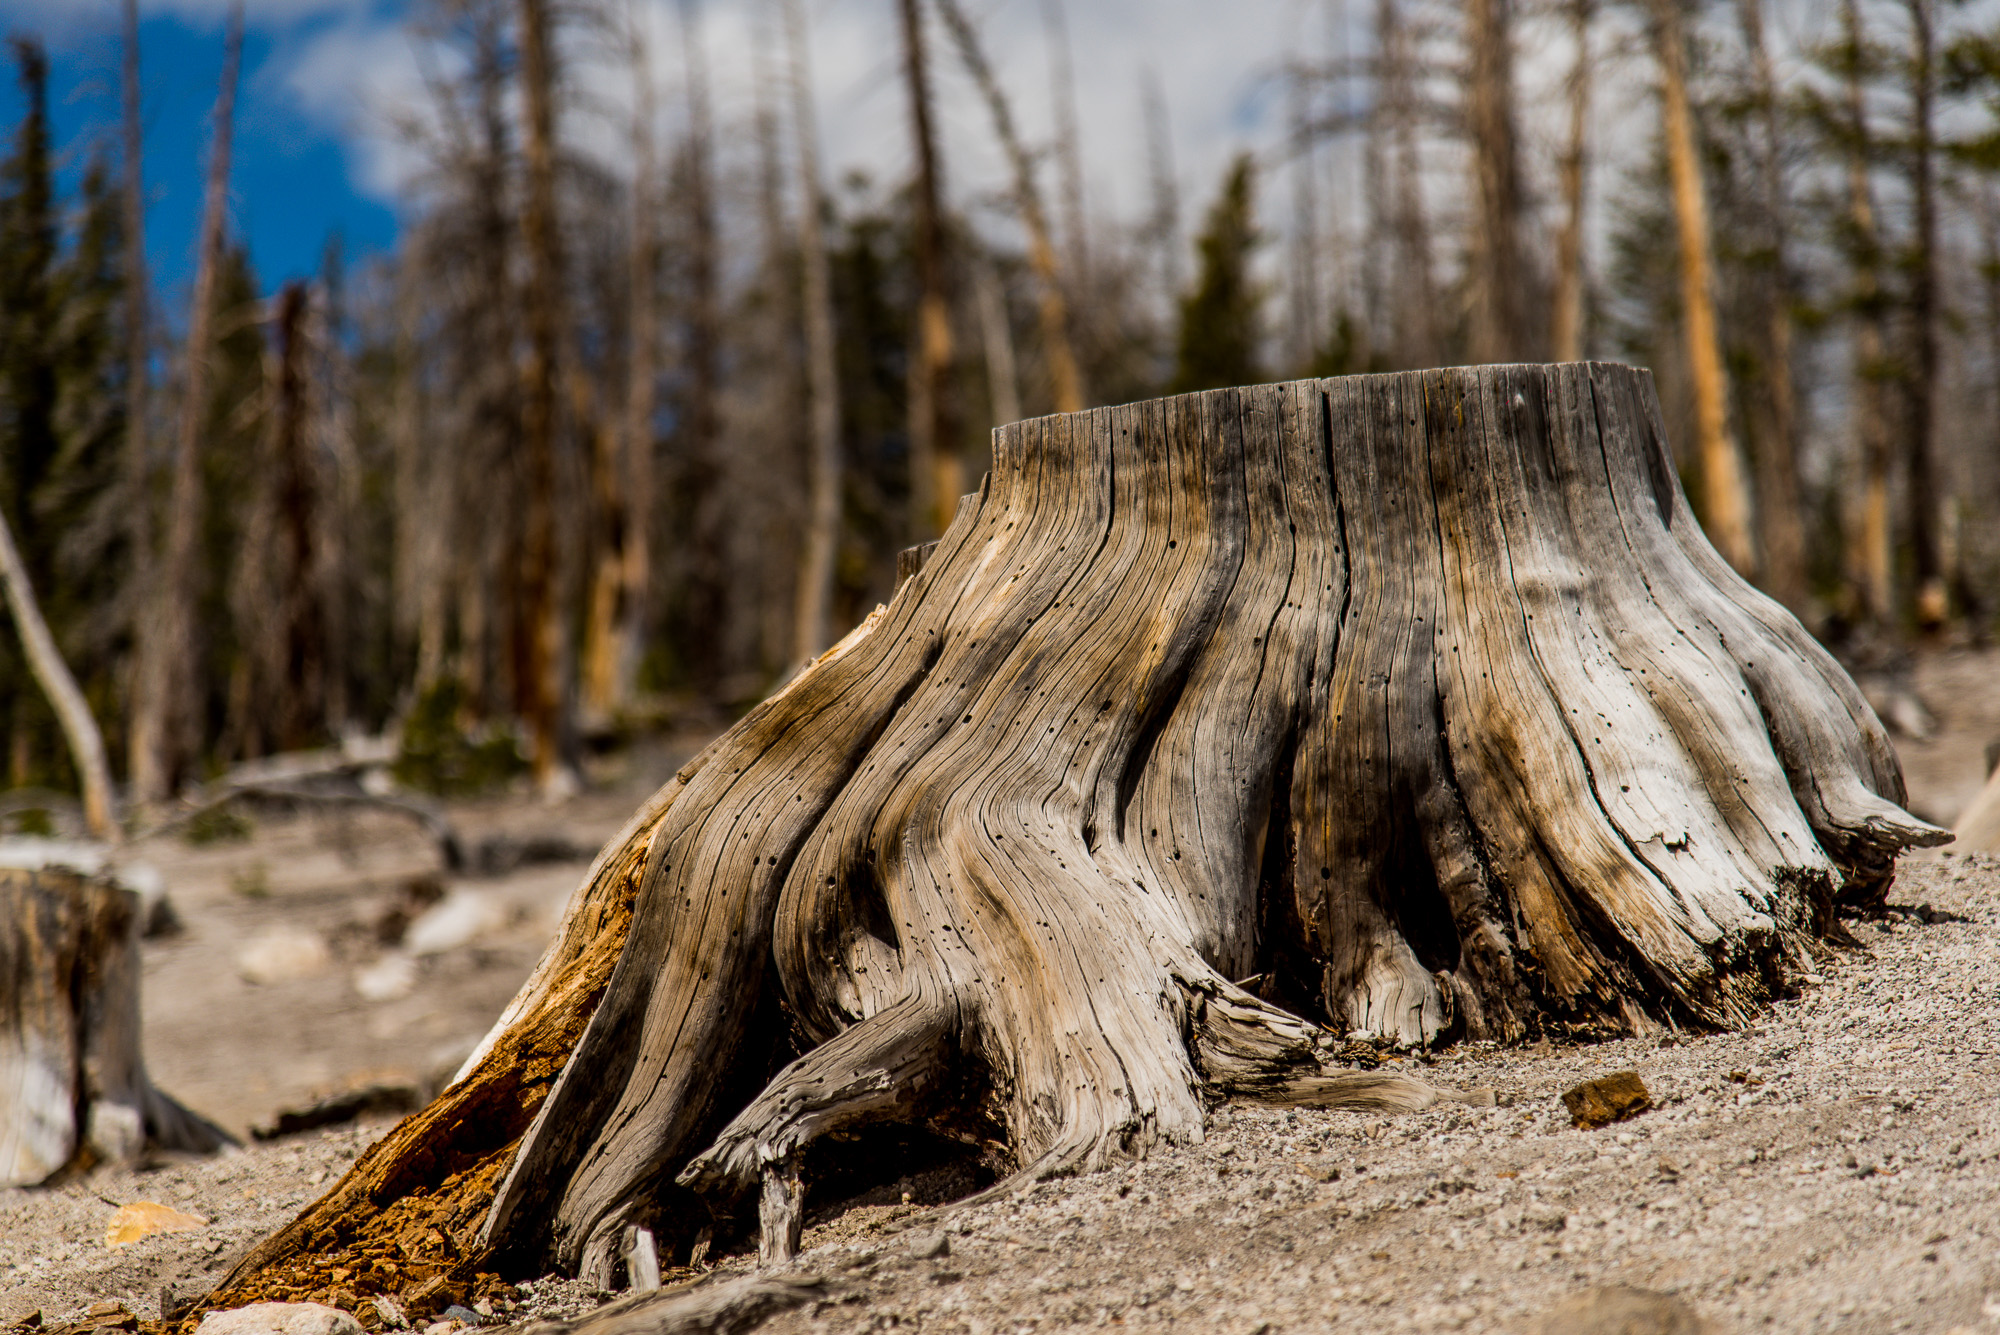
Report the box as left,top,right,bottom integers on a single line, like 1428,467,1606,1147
3,655,1999,1334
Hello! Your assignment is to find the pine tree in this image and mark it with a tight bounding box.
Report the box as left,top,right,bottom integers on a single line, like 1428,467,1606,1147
1172,154,1263,394
45,156,130,704
0,36,61,786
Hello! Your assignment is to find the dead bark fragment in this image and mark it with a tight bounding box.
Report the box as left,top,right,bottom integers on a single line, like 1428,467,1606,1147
1562,1071,1652,1129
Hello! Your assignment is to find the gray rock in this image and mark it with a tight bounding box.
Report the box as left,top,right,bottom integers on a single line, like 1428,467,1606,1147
1530,1286,1710,1335
906,1228,951,1260
196,1302,365,1335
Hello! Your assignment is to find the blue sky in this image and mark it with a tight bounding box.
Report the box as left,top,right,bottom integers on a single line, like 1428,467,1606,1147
0,2,399,317
0,0,1341,326
0,0,1706,345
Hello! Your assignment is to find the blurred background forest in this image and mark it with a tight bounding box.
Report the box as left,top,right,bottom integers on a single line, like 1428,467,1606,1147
0,0,1998,812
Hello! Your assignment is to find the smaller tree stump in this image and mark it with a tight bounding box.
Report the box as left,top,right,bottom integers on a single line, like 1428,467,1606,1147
0,866,234,1185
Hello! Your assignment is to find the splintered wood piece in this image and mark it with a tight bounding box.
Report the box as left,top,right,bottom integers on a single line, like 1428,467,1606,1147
757,1156,805,1268
203,365,1942,1307
618,1225,660,1292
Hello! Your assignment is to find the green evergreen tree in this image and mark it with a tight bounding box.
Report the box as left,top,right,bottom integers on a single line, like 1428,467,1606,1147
1170,153,1262,394
0,36,62,788
45,156,131,679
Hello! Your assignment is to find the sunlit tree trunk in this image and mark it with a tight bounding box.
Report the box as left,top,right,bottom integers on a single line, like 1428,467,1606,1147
934,0,1083,422
897,0,961,539
1040,0,1088,331
787,0,843,664
1550,0,1591,364
118,0,150,716
1380,0,1442,368
0,511,114,838
584,3,660,719
1735,0,1807,615
1465,0,1529,362
975,259,1024,428
1841,0,1895,627
517,0,567,791
1142,69,1184,314
1903,0,1944,627
1652,0,1756,576
129,4,240,805
1288,49,1322,371
678,0,728,682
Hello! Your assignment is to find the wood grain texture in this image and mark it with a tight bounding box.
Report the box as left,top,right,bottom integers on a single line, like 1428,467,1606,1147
496,1273,828,1335
0,869,232,1186
209,364,1942,1310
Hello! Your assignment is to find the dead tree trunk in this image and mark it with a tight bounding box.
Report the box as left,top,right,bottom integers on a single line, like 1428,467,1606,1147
1,868,233,1185
1466,0,1529,363
786,0,844,665
0,506,115,839
1653,0,1755,578
200,365,1941,1318
1549,0,1592,364
934,0,1082,417
898,0,961,540
129,6,241,805
517,0,568,791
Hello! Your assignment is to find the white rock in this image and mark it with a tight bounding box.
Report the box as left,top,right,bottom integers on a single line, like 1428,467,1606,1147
353,951,418,1002
236,928,332,985
403,888,512,956
196,1301,363,1335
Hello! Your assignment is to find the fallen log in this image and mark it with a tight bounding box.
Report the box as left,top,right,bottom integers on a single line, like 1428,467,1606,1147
0,866,234,1185
196,364,1942,1320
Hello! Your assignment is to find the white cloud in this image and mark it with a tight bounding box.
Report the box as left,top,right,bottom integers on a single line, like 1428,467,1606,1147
278,10,434,202
263,0,1311,250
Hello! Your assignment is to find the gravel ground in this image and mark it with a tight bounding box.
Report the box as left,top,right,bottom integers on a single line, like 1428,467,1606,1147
6,851,1997,1334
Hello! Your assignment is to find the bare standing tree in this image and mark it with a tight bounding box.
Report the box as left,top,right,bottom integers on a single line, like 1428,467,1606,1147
1142,68,1184,314
118,0,149,676
1288,43,1323,370
934,0,1083,418
1041,0,1089,305
786,0,842,664
1549,0,1591,363
1904,0,1945,626
129,3,240,805
1736,0,1808,614
583,0,660,719
1380,0,1442,368
974,258,1024,428
897,0,961,539
0,509,113,838
1835,0,1896,626
1651,0,1755,576
1465,0,1529,362
517,0,569,791
677,0,728,679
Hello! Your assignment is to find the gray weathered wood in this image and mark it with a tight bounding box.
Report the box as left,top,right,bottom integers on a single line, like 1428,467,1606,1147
212,366,1944,1308
496,1273,826,1335
464,364,1941,1280
0,868,234,1184
756,1156,805,1267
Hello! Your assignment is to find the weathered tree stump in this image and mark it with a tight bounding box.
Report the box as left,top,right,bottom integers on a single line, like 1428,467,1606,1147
0,866,234,1185
200,364,1942,1316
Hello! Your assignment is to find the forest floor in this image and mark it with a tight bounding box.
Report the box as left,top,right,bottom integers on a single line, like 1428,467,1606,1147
3,647,1999,1335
